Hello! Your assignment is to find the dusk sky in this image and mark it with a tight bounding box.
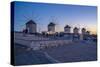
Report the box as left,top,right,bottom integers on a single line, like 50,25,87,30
14,1,97,34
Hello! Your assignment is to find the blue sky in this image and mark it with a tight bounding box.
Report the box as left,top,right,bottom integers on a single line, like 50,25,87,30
14,1,97,34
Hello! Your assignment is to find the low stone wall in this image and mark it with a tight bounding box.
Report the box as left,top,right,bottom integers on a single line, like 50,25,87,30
15,39,72,50
14,32,72,50
31,40,72,50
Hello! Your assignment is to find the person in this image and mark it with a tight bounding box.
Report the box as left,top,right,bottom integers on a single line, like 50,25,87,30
23,29,28,36
25,29,28,33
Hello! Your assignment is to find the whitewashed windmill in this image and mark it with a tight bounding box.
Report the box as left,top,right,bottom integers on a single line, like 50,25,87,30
49,16,61,33
22,10,44,34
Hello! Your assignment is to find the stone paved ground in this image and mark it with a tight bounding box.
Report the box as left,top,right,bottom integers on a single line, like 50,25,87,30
43,41,97,63
14,40,97,65
14,43,53,65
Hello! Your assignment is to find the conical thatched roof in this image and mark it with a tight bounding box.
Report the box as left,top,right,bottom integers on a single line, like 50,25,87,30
74,27,78,30
82,28,86,30
64,25,71,28
48,22,55,26
26,20,36,25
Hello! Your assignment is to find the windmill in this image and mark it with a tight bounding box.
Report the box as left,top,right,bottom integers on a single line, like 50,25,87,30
77,24,81,34
22,10,44,33
49,16,60,32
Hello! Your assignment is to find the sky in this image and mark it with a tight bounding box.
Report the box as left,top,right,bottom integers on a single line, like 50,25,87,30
13,1,97,34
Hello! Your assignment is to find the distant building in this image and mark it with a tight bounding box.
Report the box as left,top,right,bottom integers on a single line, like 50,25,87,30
64,25,71,33
83,31,91,40
26,20,37,34
86,31,90,35
48,22,55,34
73,27,79,34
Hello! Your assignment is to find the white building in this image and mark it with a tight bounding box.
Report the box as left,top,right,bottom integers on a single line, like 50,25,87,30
86,31,90,35
26,20,37,34
64,25,71,33
81,28,86,34
73,27,79,34
48,22,55,34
